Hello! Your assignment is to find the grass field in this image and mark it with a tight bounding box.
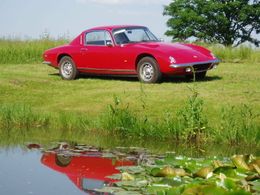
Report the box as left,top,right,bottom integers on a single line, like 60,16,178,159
0,59,259,145
0,39,259,146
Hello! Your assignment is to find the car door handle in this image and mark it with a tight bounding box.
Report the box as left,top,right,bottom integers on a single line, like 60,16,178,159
80,48,88,52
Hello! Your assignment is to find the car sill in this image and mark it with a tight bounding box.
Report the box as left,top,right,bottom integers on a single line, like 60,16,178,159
78,67,135,73
42,61,52,65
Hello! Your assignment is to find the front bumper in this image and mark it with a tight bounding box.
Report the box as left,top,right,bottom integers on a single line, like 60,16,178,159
169,59,220,73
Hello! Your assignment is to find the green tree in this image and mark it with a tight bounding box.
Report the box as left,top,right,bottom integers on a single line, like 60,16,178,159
163,0,260,46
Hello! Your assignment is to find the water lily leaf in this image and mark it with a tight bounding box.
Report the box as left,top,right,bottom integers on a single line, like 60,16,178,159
223,178,238,190
245,174,260,181
181,184,202,195
106,173,122,180
174,168,188,177
122,172,135,181
117,166,144,174
146,185,172,194
248,161,260,174
231,155,250,170
249,180,260,193
203,185,250,195
225,190,251,195
151,167,161,177
163,155,176,165
213,160,224,168
252,159,260,167
195,166,214,179
155,166,188,177
214,166,237,178
114,191,142,195
94,187,124,193
115,180,148,188
159,177,185,187
200,185,227,195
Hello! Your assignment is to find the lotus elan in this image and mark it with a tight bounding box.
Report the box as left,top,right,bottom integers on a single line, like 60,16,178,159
43,25,220,83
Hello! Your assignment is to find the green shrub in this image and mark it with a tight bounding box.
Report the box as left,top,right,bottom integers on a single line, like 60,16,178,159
0,38,68,64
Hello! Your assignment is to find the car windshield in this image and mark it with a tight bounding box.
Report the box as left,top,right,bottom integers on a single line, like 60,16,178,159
112,27,159,45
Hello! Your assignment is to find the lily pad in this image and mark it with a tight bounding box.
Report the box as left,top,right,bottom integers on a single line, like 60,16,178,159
117,166,144,174
195,166,214,179
231,155,250,170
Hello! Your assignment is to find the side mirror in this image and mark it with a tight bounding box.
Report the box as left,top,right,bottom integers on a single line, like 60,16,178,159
106,41,113,47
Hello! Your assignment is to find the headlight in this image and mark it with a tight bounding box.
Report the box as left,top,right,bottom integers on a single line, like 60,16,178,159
169,56,176,64
210,52,216,58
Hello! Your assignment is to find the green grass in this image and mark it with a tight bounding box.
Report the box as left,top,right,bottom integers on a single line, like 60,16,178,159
0,59,259,146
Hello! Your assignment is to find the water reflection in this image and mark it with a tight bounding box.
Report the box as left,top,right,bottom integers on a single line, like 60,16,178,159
0,141,259,195
39,143,135,194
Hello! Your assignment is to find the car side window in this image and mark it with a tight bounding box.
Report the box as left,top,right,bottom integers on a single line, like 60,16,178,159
85,31,112,46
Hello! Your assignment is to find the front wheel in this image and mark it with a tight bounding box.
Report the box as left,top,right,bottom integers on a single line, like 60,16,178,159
59,56,79,80
137,57,162,83
55,154,72,167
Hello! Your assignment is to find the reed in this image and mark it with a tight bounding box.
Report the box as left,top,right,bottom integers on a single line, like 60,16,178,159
0,95,259,146
0,38,68,64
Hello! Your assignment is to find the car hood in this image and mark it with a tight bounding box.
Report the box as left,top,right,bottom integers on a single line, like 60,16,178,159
133,42,214,63
137,42,207,52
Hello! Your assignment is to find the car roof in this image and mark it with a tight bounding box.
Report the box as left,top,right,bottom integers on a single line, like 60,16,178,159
84,25,146,32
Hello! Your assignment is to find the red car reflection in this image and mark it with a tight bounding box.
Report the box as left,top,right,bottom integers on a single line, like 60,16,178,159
41,151,134,193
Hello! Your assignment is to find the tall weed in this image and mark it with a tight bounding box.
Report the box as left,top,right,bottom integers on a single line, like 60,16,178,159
0,104,50,129
217,104,260,145
177,88,208,143
101,96,138,135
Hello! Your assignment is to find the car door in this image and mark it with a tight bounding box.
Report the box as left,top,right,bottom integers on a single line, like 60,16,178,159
79,30,115,71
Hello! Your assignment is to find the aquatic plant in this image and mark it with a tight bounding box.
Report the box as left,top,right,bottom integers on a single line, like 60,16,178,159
34,143,260,195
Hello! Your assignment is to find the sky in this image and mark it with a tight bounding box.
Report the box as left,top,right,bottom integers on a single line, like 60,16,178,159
0,0,172,40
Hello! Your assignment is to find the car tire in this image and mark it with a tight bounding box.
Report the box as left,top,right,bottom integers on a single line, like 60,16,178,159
137,57,162,83
59,56,79,80
55,154,72,167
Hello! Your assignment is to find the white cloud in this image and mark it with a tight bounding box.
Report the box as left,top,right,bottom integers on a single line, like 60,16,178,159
76,0,170,5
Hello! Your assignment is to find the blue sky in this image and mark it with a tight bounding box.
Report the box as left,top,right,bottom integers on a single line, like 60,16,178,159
0,0,172,40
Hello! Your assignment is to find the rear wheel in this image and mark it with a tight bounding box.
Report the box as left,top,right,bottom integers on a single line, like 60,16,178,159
137,57,162,83
59,56,79,80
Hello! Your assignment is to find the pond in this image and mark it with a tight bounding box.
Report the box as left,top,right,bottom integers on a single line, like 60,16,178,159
0,144,131,195
0,137,259,195
0,146,86,195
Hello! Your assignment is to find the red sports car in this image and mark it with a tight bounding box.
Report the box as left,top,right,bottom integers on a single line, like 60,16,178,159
43,25,220,83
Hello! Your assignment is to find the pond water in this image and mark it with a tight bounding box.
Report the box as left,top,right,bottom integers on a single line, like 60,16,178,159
0,147,86,195
0,144,137,195
0,135,259,194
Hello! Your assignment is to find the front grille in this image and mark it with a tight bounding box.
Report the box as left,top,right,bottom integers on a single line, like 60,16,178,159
193,63,212,71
